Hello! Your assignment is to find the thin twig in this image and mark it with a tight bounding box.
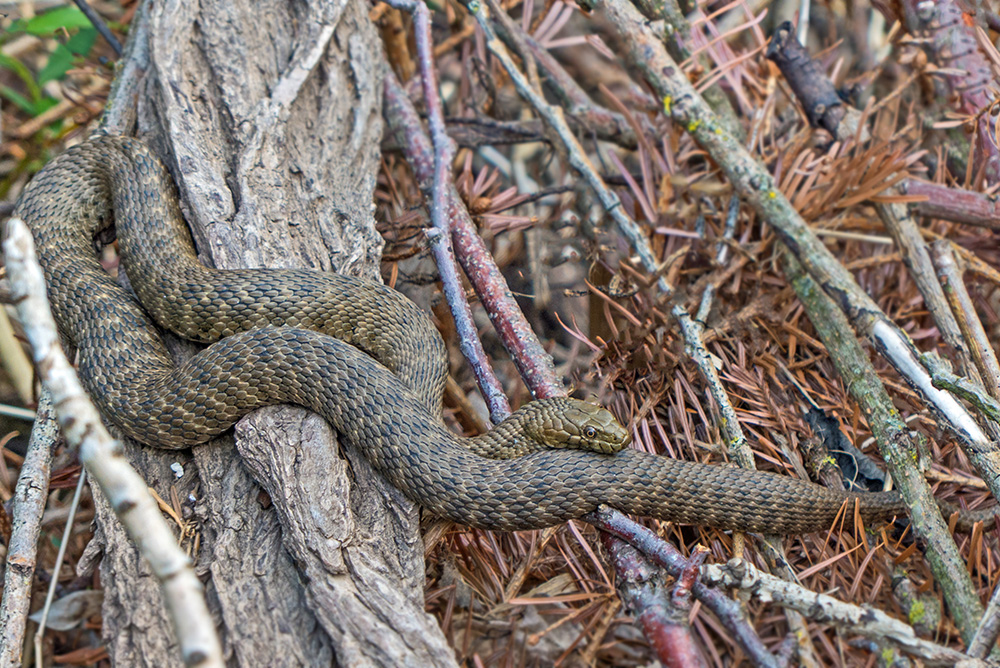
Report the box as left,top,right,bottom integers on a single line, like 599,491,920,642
671,305,753,469
898,0,999,184
925,355,1000,424
71,0,123,56
487,10,651,149
33,470,87,668
390,0,511,421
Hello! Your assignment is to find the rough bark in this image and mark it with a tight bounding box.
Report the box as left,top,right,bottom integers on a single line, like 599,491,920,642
80,1,457,665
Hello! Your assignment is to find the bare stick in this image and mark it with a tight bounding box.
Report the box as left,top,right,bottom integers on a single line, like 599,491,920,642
701,559,986,667
0,390,55,668
389,0,511,421
2,218,223,668
671,305,753,470
766,24,991,639
71,0,122,56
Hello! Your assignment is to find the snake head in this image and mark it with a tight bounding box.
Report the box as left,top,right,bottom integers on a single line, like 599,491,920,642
525,398,631,454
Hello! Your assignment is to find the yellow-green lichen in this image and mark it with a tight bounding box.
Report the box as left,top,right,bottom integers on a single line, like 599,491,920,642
908,600,926,625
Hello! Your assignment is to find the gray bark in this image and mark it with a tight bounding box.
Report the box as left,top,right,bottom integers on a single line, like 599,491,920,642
81,1,457,665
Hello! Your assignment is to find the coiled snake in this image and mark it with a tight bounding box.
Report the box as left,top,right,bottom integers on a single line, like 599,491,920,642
14,134,910,532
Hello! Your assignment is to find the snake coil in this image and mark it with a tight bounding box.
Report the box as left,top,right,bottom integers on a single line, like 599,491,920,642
14,134,910,532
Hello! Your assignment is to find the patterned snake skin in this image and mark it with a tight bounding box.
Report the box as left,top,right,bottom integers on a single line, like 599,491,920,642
13,133,910,532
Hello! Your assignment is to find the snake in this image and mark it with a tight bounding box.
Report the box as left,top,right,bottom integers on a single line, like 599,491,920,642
13,133,915,533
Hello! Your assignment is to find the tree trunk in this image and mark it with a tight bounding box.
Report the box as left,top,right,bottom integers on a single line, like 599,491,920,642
83,1,457,665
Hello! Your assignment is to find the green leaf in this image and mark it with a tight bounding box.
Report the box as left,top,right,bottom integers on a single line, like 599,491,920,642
25,7,93,35
38,43,74,86
66,27,97,56
0,53,42,103
0,86,56,116
0,85,36,114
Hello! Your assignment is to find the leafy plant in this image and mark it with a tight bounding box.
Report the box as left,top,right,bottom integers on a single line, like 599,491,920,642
0,6,98,117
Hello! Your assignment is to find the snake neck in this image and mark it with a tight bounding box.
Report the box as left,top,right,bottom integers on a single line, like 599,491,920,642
467,417,543,458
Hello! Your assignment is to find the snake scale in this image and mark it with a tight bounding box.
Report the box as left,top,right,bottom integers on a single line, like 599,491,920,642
14,133,910,533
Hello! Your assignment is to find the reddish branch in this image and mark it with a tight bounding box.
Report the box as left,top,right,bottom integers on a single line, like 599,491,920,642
600,533,710,668
388,0,511,421
902,179,1000,228
589,507,781,668
383,70,562,399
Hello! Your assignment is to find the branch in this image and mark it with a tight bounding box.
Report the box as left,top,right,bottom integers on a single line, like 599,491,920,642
0,391,55,668
388,0,511,421
383,69,563,398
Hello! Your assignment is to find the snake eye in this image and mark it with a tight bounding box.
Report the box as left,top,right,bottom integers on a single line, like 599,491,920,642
584,426,597,439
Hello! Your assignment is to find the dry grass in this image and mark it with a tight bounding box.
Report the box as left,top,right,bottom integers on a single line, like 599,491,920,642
375,1,1000,665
